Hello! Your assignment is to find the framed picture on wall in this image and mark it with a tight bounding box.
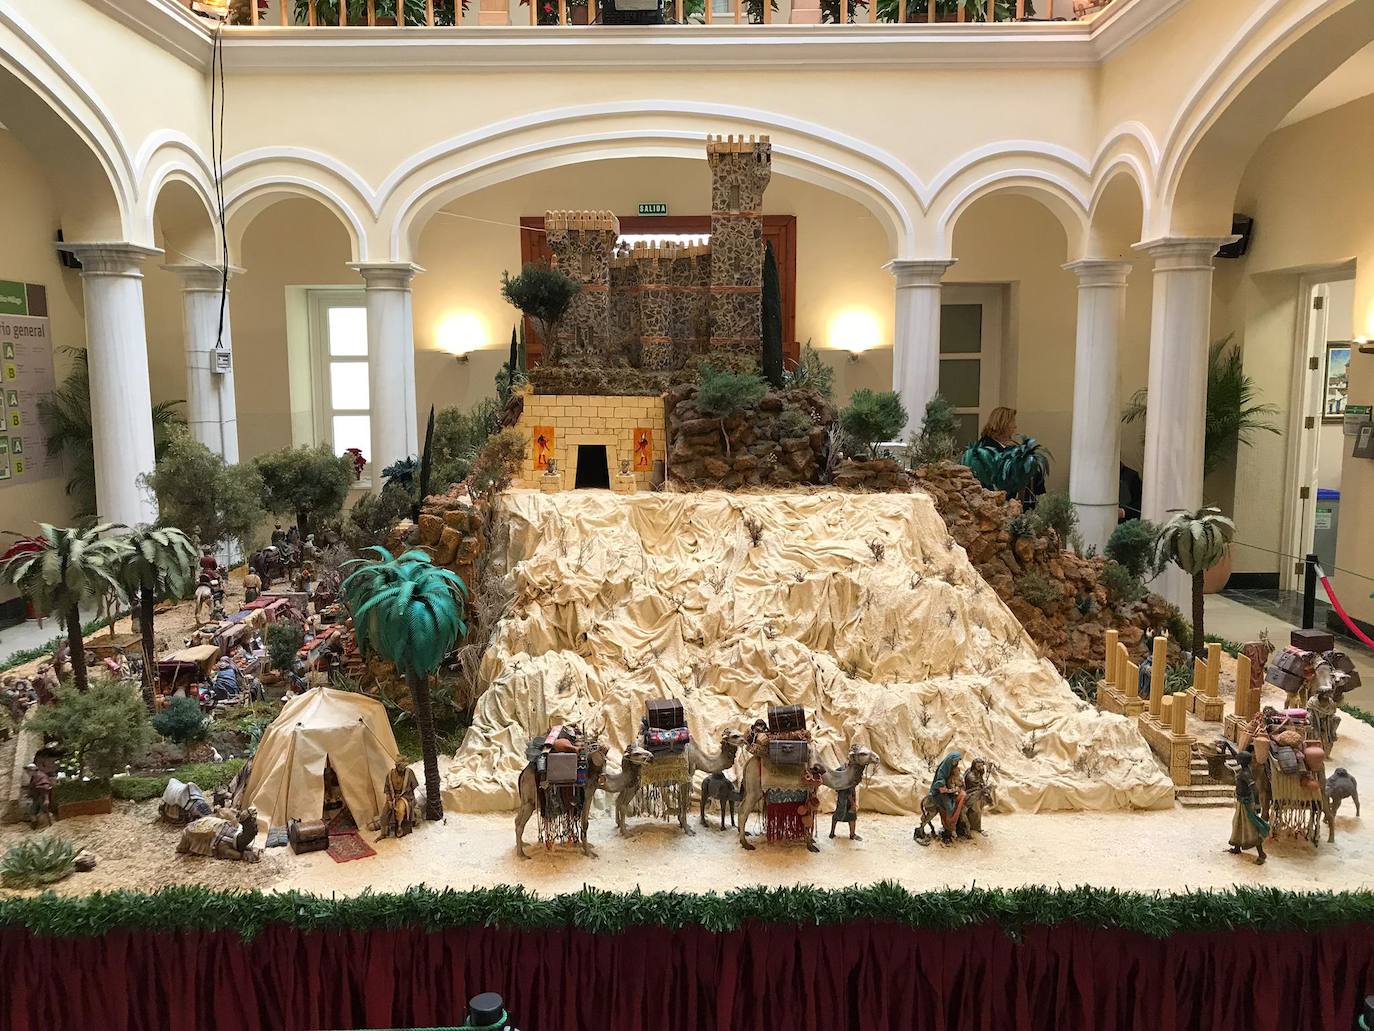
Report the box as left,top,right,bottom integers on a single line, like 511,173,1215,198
1324,342,1352,422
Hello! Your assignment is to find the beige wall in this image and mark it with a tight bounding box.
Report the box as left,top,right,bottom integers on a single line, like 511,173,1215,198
0,130,87,536
1335,349,1374,626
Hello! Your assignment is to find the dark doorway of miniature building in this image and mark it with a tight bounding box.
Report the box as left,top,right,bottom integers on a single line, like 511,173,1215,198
574,445,610,489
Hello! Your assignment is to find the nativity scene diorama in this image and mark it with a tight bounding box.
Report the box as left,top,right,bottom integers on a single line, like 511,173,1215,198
0,132,1368,911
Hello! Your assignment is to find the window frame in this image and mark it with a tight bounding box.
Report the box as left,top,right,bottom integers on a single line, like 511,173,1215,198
305,288,371,481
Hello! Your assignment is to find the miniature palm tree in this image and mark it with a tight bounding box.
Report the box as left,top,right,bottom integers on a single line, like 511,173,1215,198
0,524,130,692
342,547,468,820
1154,506,1235,657
115,526,197,709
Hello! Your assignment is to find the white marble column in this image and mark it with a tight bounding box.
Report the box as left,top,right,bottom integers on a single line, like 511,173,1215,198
1132,236,1235,609
64,242,161,526
1064,259,1132,553
350,262,421,490
885,259,956,435
163,263,240,464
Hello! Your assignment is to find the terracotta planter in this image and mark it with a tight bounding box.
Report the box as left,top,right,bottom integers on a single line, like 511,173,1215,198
56,796,113,820
1202,545,1233,595
570,4,590,21
376,15,397,23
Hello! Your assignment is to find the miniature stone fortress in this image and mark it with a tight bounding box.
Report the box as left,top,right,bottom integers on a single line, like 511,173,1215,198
543,133,773,371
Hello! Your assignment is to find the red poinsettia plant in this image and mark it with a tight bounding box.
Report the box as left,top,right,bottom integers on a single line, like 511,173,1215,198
344,447,367,481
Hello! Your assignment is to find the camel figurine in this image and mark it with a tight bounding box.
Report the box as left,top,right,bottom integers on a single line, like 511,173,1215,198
176,807,261,862
514,736,653,859
700,771,742,830
738,743,879,853
620,726,749,835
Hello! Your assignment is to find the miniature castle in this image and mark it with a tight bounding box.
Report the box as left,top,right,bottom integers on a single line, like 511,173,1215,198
544,133,773,370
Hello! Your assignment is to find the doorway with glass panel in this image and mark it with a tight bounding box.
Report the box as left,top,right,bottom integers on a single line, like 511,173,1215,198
938,285,1004,447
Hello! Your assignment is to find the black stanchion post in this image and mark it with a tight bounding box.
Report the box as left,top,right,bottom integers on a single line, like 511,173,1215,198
1303,553,1319,630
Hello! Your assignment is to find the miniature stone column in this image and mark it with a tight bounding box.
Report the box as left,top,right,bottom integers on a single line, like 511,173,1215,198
164,263,241,464
1170,687,1189,734
1148,637,1166,718
64,242,162,525
1104,628,1118,685
1064,260,1131,552
351,262,421,489
1115,641,1130,695
1206,642,1222,698
1133,236,1237,610
1193,655,1207,697
1234,653,1253,720
886,259,957,436
707,135,772,366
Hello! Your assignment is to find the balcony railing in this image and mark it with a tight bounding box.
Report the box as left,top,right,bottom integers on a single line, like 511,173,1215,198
209,0,1114,29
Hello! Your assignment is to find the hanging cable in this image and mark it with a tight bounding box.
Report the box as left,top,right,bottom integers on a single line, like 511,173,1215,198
210,22,229,352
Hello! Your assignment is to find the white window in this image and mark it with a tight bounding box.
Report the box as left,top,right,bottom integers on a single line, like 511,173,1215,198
939,286,1004,447
307,290,370,460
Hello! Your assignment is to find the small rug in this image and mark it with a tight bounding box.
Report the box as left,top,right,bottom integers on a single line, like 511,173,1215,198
264,826,289,849
326,830,376,863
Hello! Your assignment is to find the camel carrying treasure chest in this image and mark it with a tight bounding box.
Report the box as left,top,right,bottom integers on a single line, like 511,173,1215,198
1239,707,1335,846
632,698,692,820
738,704,821,851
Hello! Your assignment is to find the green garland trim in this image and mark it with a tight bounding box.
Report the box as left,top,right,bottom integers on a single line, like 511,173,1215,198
4,883,1374,942
1343,703,1374,730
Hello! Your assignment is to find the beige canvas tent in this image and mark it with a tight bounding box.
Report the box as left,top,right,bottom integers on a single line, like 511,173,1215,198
243,686,402,830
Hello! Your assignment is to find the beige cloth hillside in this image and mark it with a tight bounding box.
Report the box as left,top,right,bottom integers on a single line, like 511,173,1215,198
243,686,401,830
445,489,1173,815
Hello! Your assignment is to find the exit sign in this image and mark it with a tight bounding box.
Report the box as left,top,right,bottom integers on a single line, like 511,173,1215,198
638,203,668,216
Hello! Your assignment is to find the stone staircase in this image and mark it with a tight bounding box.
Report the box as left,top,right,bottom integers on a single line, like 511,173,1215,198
1174,752,1236,809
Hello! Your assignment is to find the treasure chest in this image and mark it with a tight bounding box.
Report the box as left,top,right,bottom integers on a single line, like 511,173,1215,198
1266,646,1313,696
287,818,329,854
644,726,690,751
769,739,809,766
768,704,806,734
544,751,581,786
646,698,685,731
1291,629,1334,654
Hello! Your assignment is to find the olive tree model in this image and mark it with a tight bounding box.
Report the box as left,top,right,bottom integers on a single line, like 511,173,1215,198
342,547,468,820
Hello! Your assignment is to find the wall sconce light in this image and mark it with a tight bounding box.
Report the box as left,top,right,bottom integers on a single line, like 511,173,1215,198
436,311,487,364
828,308,881,365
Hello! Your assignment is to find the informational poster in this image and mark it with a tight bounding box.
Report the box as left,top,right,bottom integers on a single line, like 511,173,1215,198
0,281,60,485
1344,403,1372,437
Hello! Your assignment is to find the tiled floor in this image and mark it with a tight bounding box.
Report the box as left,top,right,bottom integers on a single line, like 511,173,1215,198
1209,591,1374,681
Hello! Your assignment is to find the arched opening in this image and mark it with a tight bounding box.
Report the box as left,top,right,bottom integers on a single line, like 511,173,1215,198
229,197,357,461
408,154,897,416
944,192,1077,474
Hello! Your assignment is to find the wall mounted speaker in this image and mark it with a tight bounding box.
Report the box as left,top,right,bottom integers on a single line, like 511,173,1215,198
1217,215,1253,259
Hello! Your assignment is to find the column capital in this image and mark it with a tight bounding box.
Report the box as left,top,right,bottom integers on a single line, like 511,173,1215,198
161,263,244,292
1132,236,1238,271
884,258,957,288
60,242,162,278
349,261,424,290
1062,258,1133,287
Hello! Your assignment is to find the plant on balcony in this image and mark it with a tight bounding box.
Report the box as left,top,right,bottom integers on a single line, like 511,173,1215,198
820,0,867,22
293,0,464,25
872,0,1031,21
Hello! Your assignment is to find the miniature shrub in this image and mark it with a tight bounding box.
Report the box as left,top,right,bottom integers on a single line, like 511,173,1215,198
254,444,354,539
430,399,500,487
781,342,834,399
343,484,413,554
839,389,907,458
1,837,77,889
1008,513,1037,540
1101,560,1145,606
907,394,960,468
1105,519,1160,580
470,428,528,495
52,778,112,804
695,366,767,419
30,680,151,781
110,758,247,802
500,264,580,361
1014,571,1059,612
1163,606,1192,651
111,777,167,802
777,404,814,440
265,620,305,673
151,696,208,746
1032,492,1077,542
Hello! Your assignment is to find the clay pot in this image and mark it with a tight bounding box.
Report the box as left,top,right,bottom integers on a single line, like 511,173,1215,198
1203,545,1233,595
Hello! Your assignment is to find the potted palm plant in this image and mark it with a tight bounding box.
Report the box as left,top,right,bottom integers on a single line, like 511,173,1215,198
1154,506,1235,658
342,547,468,820
872,0,1031,21
1123,335,1278,593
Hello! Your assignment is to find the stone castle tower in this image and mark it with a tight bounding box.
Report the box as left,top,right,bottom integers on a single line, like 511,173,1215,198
706,134,772,365
545,209,619,366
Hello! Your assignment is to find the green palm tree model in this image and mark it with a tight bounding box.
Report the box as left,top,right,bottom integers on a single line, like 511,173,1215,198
115,526,197,709
341,546,468,820
1154,506,1235,657
0,524,131,692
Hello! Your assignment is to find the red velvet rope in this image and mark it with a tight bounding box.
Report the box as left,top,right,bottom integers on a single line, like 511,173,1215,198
1317,566,1374,649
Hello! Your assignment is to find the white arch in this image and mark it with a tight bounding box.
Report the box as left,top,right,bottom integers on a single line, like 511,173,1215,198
0,7,137,240
224,177,368,263
930,169,1090,258
138,134,222,257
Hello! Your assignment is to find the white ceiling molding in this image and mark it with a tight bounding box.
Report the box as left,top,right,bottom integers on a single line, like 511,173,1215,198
78,0,213,70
